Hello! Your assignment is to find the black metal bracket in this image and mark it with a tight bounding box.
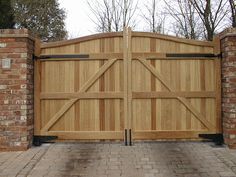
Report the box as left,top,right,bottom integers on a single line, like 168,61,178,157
217,52,223,59
34,54,90,60
124,129,132,146
199,134,224,146
124,129,128,146
33,136,58,146
33,54,38,60
166,53,220,58
129,129,132,146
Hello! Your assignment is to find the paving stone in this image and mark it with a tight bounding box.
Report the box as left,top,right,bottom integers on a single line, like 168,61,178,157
1,142,236,177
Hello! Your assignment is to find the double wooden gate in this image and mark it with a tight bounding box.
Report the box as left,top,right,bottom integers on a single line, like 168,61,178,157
34,28,221,142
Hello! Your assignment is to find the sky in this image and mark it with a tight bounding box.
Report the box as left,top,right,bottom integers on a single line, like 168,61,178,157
58,0,97,38
58,0,230,40
58,0,147,38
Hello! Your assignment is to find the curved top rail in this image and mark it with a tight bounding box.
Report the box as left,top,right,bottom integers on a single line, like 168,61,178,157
41,31,214,49
132,31,214,47
41,32,123,49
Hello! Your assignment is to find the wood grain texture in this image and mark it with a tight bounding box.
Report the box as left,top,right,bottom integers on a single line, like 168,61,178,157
41,58,117,132
36,30,220,140
34,60,41,134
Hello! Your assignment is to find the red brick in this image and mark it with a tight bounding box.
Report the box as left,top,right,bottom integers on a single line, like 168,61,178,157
0,29,35,151
221,28,236,149
0,38,15,42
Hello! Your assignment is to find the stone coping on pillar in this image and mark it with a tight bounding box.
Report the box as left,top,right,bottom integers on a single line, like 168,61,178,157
0,29,36,41
219,28,236,40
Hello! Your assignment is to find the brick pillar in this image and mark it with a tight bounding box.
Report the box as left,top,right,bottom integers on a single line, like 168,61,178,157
0,29,35,151
220,28,236,148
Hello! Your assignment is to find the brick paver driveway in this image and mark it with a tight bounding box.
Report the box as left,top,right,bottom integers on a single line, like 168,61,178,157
1,142,236,177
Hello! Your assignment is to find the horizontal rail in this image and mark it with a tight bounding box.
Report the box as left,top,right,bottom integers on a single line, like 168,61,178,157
40,92,124,99
38,53,123,60
41,91,215,100
132,91,216,98
133,53,219,60
132,130,218,139
41,131,124,140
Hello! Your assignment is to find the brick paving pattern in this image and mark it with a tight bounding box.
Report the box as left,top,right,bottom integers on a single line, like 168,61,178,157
1,142,236,177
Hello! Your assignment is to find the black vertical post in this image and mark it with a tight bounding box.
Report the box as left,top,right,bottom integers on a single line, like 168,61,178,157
124,129,128,146
129,129,132,146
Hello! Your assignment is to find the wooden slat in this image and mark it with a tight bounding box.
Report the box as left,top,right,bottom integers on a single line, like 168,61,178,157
132,91,216,98
127,28,132,131
215,59,222,132
43,131,123,140
34,60,41,135
40,92,124,99
123,28,128,130
34,38,41,57
133,130,214,139
41,58,118,132
137,57,215,131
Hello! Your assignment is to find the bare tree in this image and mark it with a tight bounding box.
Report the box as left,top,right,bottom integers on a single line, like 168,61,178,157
229,0,236,27
190,0,229,41
88,0,138,32
142,0,165,33
164,0,203,39
87,0,113,32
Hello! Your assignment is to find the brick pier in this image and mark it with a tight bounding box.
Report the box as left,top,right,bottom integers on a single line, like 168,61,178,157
220,28,236,148
0,29,35,151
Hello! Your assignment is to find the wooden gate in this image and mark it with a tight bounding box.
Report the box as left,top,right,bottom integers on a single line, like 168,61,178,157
34,28,221,141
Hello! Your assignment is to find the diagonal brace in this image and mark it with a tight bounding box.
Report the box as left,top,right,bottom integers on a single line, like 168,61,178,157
137,57,215,131
41,58,118,132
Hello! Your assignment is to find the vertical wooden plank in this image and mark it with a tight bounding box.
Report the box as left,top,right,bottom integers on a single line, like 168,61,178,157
123,26,132,135
34,38,41,57
34,60,41,135
99,39,105,131
155,60,161,130
123,27,129,131
185,61,191,130
150,38,156,130
174,60,181,130
215,58,222,132
99,60,105,131
200,60,206,130
109,51,115,131
214,35,221,133
65,61,75,131
74,60,80,131
213,36,220,55
127,28,132,131
170,61,176,130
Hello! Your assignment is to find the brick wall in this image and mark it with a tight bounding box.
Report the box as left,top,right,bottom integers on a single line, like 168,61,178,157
220,28,236,148
0,29,35,151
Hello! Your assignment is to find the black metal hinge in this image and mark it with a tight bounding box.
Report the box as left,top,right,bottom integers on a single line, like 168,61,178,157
166,53,221,58
199,133,224,146
124,129,132,146
33,136,58,146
